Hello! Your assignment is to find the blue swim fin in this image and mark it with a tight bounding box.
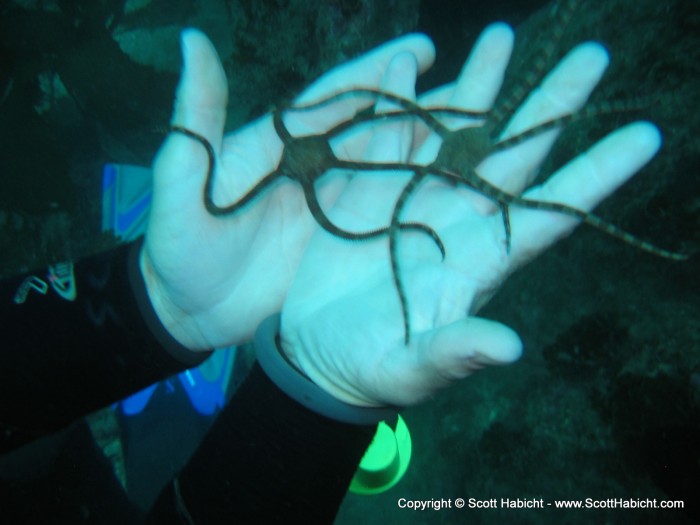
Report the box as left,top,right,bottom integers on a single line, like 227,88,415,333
101,163,245,417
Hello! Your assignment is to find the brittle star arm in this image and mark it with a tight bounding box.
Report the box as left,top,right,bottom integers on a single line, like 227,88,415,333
272,108,445,256
387,158,687,345
170,121,445,258
170,125,283,216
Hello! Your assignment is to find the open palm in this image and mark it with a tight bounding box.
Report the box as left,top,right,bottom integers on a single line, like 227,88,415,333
280,24,661,407
139,29,436,350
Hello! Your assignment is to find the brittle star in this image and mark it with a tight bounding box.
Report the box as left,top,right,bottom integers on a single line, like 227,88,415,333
169,108,447,259
285,0,688,345
379,0,689,343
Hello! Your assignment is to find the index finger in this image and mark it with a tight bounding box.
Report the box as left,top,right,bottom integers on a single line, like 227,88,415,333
298,33,434,103
286,34,435,134
507,121,662,263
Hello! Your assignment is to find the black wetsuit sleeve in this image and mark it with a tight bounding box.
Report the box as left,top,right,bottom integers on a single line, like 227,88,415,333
0,240,209,453
2,239,375,522
146,362,376,524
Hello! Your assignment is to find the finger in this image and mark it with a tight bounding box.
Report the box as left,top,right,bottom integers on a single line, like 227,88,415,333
413,82,454,149
422,317,522,382
152,29,228,213
171,28,228,136
298,33,434,103
414,23,514,113
448,23,514,116
402,25,514,227
508,121,661,263
413,23,514,165
348,317,522,407
366,51,418,162
286,34,435,135
477,42,609,196
328,51,420,231
501,42,609,139
417,82,454,107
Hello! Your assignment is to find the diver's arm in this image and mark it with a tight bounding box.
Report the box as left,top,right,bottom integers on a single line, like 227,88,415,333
146,361,376,523
146,313,391,522
2,239,375,522
0,240,209,453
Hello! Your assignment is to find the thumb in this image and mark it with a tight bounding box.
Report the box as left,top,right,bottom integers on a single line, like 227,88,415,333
171,28,228,135
424,317,523,380
151,29,228,216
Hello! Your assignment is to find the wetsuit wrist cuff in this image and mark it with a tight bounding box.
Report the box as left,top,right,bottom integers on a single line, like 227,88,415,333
254,314,398,426
128,239,211,367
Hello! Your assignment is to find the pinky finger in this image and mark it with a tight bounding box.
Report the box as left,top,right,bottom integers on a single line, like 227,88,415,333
507,121,661,263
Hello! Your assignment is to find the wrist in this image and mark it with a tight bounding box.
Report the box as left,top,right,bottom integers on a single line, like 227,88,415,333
138,245,209,352
254,314,398,425
125,240,212,366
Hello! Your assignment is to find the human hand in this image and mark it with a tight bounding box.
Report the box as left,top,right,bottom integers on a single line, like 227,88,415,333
280,23,662,407
139,29,436,350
